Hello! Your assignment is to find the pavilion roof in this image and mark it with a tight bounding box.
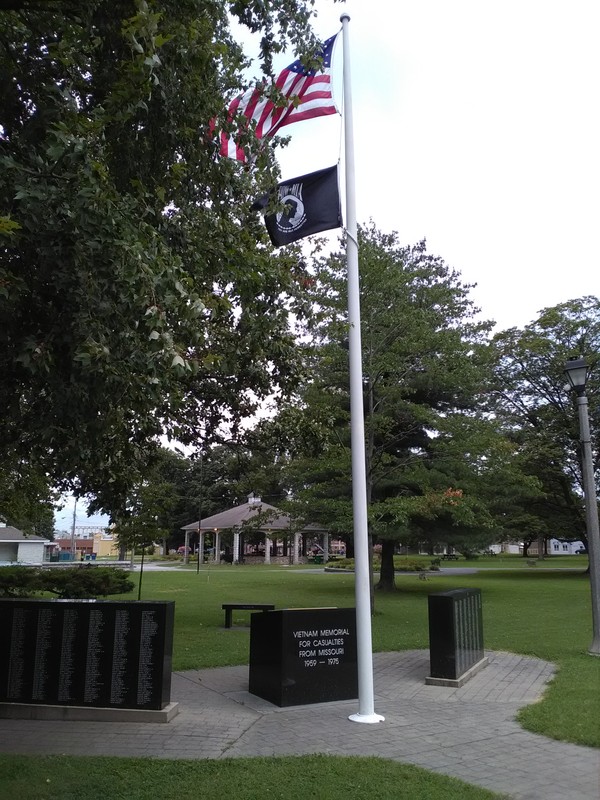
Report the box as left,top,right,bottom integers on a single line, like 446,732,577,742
181,500,291,532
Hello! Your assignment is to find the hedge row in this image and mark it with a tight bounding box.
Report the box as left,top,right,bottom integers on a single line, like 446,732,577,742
0,566,134,599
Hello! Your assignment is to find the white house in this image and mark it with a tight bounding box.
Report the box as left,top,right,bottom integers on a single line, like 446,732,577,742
0,525,51,564
488,543,521,555
548,538,586,555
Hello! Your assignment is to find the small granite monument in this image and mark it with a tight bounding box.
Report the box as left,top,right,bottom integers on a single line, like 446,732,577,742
249,607,358,707
426,588,488,687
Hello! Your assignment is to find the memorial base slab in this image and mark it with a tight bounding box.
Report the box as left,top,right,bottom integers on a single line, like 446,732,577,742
0,700,180,723
425,656,489,688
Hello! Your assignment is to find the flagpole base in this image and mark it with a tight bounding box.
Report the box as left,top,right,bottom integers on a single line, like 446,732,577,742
349,712,385,724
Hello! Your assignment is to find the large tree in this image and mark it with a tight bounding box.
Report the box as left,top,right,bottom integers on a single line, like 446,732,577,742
0,450,56,535
0,0,322,515
272,225,497,589
488,296,600,550
110,438,287,556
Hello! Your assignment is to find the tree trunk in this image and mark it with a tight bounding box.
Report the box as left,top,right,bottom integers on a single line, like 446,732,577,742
537,534,545,559
376,539,396,591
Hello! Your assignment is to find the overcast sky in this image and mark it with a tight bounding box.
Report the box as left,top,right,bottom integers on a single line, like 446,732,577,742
58,0,599,528
273,0,598,330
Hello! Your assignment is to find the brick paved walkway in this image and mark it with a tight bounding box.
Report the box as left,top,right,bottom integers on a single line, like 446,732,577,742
0,650,598,800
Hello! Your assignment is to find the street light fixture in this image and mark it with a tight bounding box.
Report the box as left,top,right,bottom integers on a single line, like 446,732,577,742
564,356,600,655
564,357,589,393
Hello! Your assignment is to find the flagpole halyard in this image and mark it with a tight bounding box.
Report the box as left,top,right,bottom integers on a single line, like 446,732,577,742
340,12,385,725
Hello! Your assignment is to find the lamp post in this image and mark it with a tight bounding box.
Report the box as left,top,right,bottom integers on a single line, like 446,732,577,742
564,356,600,655
197,451,204,574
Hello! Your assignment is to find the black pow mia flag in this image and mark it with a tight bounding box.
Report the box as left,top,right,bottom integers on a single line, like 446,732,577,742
255,165,342,247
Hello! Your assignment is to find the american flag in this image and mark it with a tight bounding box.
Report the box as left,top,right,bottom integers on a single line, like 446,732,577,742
220,34,339,162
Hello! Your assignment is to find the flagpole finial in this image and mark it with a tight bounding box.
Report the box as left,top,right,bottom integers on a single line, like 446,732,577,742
340,12,350,22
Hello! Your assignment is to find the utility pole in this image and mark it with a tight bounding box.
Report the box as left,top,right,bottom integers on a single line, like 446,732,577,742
70,499,77,560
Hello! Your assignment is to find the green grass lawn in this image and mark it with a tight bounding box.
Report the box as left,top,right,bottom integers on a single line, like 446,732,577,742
351,552,589,570
144,553,591,570
1,564,595,800
124,563,600,747
0,754,508,800
445,553,589,570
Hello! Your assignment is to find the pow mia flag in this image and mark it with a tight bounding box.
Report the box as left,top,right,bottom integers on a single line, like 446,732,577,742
255,165,342,247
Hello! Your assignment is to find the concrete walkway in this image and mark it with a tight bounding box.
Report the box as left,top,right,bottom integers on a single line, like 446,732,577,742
0,650,598,800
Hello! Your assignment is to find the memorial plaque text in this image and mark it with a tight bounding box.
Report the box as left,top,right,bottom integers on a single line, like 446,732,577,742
0,600,174,711
249,607,358,707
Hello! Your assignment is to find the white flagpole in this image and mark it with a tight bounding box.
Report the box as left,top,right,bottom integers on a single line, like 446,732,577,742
340,12,384,725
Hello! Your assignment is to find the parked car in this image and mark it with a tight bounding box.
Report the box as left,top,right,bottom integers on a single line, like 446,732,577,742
575,548,588,555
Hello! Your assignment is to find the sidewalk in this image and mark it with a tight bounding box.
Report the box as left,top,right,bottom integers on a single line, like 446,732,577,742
0,650,598,800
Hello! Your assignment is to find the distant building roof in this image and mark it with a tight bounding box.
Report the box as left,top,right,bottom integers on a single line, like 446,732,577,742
0,526,49,543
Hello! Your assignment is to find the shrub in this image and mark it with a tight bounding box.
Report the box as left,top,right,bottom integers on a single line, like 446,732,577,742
38,566,134,598
0,566,134,599
327,557,437,573
327,558,354,569
392,557,431,572
0,566,42,597
154,553,183,561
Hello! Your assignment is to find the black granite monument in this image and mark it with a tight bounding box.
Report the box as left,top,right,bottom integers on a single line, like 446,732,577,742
0,599,174,710
427,588,487,685
249,607,358,707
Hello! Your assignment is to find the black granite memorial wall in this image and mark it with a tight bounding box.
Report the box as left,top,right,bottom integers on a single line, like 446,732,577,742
249,607,358,707
428,588,485,681
0,599,174,710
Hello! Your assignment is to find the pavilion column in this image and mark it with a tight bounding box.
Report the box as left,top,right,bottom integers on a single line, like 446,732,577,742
293,532,300,565
183,530,190,565
214,531,221,564
264,534,271,564
198,532,204,564
233,530,240,564
323,532,329,563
